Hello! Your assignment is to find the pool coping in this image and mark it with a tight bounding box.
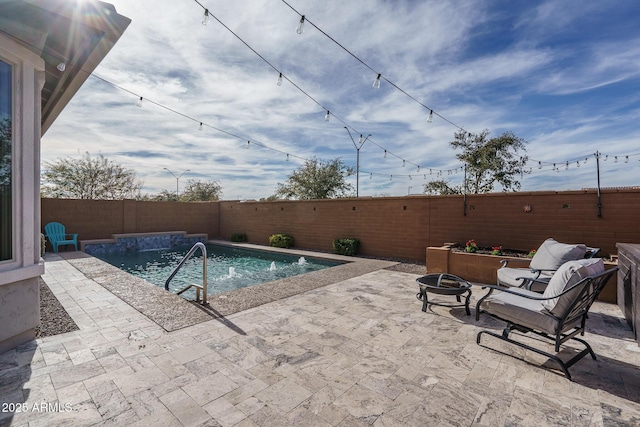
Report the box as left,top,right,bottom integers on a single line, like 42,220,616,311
56,243,398,332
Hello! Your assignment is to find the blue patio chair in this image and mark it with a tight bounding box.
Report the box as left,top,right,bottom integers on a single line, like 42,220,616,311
44,222,78,253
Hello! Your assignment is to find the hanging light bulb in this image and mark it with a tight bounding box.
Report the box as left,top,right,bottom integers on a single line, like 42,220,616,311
246,140,250,149
576,161,580,168
417,166,420,172
286,154,290,161
604,155,608,161
565,161,569,170
553,163,556,171
276,73,283,86
426,110,434,123
538,161,542,169
409,175,412,180
383,150,387,158
583,157,588,164
136,96,142,107
372,74,381,89
390,175,393,181
369,173,372,179
402,160,405,167
358,135,363,144
202,9,210,26
324,110,330,122
198,122,203,131
625,156,629,163
614,156,618,163
56,62,66,72
296,15,305,34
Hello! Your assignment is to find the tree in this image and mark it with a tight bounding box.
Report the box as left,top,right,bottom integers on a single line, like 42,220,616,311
424,130,528,195
180,179,222,201
273,157,354,200
423,179,462,195
42,152,143,199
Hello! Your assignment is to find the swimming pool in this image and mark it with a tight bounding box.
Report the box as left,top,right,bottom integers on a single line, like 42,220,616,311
94,244,342,299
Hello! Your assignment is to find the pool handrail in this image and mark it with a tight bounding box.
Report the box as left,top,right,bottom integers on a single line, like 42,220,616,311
165,242,208,304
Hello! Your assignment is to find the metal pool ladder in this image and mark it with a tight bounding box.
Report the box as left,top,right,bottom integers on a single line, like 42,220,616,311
165,242,208,304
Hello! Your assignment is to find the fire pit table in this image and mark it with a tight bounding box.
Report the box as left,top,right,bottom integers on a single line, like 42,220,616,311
416,273,472,315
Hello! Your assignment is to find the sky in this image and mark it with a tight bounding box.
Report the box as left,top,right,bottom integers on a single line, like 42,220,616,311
41,0,640,200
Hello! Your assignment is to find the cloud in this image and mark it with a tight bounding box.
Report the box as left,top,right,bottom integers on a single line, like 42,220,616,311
41,0,640,199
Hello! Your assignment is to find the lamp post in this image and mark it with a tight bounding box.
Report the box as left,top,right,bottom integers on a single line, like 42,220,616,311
344,128,371,198
163,168,190,198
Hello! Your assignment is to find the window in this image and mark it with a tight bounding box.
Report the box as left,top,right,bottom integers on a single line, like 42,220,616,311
0,60,11,261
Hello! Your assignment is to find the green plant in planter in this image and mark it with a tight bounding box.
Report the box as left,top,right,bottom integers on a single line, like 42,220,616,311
230,232,247,242
269,234,294,248
491,246,502,256
333,238,360,256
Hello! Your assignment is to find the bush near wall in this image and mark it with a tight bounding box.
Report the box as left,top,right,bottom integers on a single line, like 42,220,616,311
269,234,294,248
231,233,247,242
333,238,360,256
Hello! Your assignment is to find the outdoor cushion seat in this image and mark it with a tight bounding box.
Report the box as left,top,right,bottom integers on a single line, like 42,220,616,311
44,221,78,253
497,238,589,290
476,258,616,380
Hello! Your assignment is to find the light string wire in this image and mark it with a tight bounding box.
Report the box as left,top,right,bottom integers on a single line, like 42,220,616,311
88,72,640,185
279,0,466,131
192,0,429,171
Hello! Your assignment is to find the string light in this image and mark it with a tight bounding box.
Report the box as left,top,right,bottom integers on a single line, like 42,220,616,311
202,9,210,26
136,96,142,108
402,160,405,167
276,73,283,86
296,15,305,34
625,156,629,163
614,156,618,163
89,75,471,185
324,110,330,122
384,150,387,158
427,110,433,123
576,161,580,168
373,74,381,89
198,122,203,131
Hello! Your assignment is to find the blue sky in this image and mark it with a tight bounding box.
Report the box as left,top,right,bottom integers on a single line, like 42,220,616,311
41,0,640,199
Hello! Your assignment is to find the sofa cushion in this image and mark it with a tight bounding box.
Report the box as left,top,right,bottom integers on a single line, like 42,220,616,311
529,238,587,272
541,258,604,315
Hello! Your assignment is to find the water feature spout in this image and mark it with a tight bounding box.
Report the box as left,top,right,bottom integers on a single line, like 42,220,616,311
269,261,276,271
298,257,307,265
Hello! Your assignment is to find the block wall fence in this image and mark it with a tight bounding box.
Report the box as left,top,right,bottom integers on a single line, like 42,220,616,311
42,188,640,262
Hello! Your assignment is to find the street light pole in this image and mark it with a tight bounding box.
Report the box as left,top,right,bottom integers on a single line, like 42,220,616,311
163,168,190,198
344,128,371,198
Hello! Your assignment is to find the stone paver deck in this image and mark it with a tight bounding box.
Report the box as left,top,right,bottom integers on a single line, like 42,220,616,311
1,252,640,426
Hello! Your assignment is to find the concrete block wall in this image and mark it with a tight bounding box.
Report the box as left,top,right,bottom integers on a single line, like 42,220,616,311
42,188,640,262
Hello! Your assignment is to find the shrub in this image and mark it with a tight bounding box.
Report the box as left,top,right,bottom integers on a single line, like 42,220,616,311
269,234,294,248
333,238,360,256
230,233,247,242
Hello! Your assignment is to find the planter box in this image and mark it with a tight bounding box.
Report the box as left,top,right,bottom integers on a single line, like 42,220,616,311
426,246,617,304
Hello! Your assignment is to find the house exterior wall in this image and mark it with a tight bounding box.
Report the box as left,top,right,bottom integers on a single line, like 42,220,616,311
0,35,45,353
42,188,639,262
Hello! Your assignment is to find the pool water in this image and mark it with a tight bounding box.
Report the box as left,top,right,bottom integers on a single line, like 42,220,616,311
95,244,341,299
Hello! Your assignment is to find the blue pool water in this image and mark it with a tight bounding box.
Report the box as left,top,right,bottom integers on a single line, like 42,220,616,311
95,244,341,298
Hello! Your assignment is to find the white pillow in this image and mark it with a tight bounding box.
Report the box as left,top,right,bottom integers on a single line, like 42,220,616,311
530,238,587,271
541,258,604,315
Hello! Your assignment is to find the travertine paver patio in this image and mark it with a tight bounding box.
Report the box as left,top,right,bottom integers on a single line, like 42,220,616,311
1,253,640,426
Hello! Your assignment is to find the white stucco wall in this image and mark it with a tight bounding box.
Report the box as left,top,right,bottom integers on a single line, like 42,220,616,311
0,34,45,353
